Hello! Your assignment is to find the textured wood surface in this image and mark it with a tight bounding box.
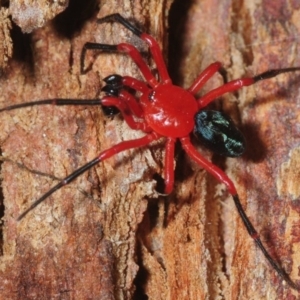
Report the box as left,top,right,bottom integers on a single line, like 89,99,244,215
0,0,300,299
173,1,300,299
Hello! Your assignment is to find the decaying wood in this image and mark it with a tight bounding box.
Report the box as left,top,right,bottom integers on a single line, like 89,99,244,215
10,0,69,33
173,1,300,299
0,0,300,299
0,7,12,70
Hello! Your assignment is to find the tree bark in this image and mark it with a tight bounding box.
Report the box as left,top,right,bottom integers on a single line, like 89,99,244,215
170,1,300,299
1,0,300,300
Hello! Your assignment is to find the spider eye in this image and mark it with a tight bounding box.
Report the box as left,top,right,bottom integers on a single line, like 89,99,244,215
194,110,246,157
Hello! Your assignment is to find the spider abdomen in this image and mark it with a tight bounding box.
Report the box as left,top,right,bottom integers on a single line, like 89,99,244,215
194,110,246,157
142,84,198,138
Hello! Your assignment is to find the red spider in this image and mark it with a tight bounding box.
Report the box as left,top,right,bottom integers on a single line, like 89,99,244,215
1,14,299,290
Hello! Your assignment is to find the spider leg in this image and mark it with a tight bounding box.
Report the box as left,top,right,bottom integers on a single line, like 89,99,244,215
116,77,149,118
80,42,158,87
17,132,161,221
101,96,150,131
181,136,299,290
102,74,149,95
97,14,144,36
102,74,150,118
0,99,102,112
198,66,300,108
164,138,176,194
188,62,223,95
0,97,150,131
117,90,144,118
181,136,236,193
97,13,171,84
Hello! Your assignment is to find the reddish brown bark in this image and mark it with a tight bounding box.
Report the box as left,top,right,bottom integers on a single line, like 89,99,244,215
0,7,12,70
10,0,69,33
173,1,300,299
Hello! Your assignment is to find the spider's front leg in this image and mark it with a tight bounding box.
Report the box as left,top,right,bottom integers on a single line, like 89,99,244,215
96,13,171,84
101,74,149,118
80,41,157,86
100,96,150,132
81,13,172,86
